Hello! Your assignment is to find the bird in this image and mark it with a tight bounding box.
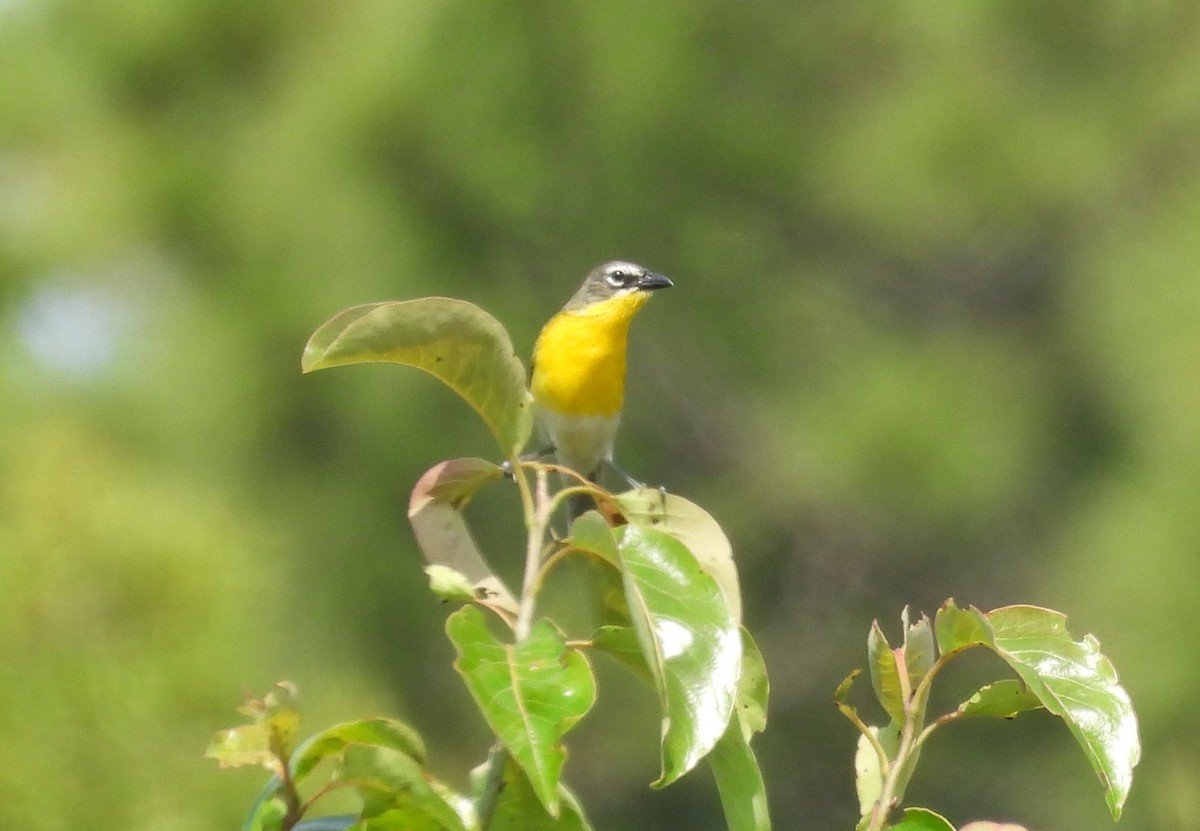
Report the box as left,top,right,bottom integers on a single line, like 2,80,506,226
530,260,673,516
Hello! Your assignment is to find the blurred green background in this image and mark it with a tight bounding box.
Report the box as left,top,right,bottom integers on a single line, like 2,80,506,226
2,2,1197,829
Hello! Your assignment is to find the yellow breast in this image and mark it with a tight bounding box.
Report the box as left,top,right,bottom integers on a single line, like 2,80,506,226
531,292,651,417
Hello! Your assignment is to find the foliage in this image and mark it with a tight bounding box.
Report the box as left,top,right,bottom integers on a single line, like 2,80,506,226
838,603,1139,830
241,297,764,830
210,297,1135,830
3,3,1195,829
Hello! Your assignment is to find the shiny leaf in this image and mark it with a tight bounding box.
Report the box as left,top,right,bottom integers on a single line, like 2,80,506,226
615,524,742,786
933,601,1140,818
447,606,596,816
614,489,742,622
302,298,533,457
986,605,1140,819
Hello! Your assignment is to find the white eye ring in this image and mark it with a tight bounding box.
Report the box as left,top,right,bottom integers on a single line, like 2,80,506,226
605,270,629,288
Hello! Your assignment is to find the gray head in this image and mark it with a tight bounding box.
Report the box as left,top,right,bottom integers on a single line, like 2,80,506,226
565,260,673,310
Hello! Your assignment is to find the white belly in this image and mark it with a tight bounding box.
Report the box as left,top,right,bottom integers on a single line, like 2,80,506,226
534,406,620,480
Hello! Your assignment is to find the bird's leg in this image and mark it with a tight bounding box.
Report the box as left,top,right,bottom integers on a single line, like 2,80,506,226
501,445,555,479
602,459,668,519
606,459,667,501
604,457,643,491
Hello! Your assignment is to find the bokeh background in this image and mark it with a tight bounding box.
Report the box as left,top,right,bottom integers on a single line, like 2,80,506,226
2,2,1197,829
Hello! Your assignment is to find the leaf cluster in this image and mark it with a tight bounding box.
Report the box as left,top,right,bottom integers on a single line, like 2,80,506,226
210,298,768,830
208,295,1140,831
838,602,1140,831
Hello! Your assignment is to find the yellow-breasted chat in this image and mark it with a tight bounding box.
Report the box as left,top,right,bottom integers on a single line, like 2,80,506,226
530,261,672,512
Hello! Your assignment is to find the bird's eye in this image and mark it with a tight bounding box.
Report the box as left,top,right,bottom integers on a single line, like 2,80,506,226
605,270,632,288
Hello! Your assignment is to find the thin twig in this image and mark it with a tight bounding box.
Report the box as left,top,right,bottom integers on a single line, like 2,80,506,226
514,466,552,641
477,461,553,829
864,653,950,830
473,743,508,830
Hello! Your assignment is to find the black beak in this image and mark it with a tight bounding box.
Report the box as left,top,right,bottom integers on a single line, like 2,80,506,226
637,271,673,291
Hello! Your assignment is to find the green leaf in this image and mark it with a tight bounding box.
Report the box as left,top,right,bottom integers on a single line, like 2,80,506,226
486,757,594,831
955,680,1043,719
566,511,620,567
408,458,518,617
596,625,768,740
888,806,956,831
903,608,935,694
614,489,742,622
564,512,628,624
302,298,533,457
933,600,991,655
854,721,900,817
241,781,287,831
834,673,868,738
868,621,904,723
446,606,596,816
834,668,861,705
709,719,773,831
207,724,284,773
207,682,301,774
290,717,427,782
337,744,466,831
615,524,742,787
591,624,652,682
425,565,478,603
934,601,1139,818
734,628,770,737
985,605,1140,819
596,626,769,829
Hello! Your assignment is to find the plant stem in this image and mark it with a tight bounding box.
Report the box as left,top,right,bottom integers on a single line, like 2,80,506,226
866,712,915,831
513,466,552,641
838,704,891,779
273,741,304,830
478,464,554,829
864,654,951,830
474,742,508,830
